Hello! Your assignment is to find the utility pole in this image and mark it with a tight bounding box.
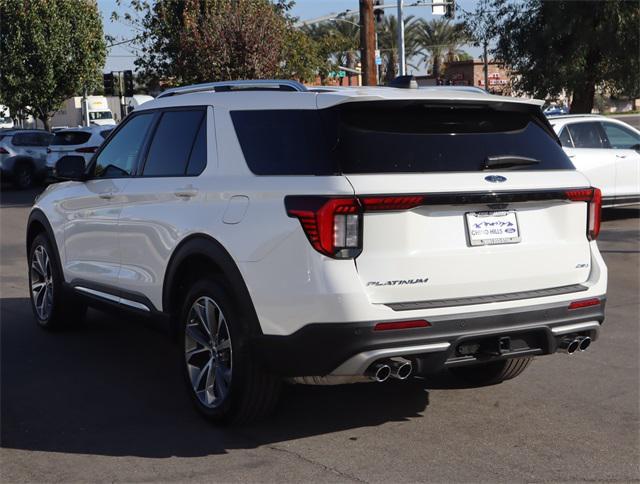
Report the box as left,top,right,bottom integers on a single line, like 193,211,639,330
359,0,377,86
397,0,406,76
483,39,489,92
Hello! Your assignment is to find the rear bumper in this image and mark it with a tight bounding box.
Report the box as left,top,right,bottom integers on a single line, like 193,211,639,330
252,298,605,377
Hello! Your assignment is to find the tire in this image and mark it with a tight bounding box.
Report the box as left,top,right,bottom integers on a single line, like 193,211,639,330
28,233,86,329
14,162,34,190
450,357,533,386
179,277,281,424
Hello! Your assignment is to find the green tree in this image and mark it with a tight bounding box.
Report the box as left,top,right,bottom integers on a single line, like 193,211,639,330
302,20,359,85
118,0,320,86
415,18,469,79
0,0,106,130
376,15,420,83
488,0,640,113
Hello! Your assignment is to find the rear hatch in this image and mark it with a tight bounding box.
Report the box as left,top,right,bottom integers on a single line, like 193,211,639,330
334,101,595,305
48,130,95,166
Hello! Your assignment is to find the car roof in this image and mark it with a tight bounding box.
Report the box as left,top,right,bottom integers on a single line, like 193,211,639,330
547,114,607,121
139,81,545,112
0,129,50,135
54,125,112,134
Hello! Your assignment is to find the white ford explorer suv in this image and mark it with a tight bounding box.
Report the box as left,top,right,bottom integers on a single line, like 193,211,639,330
27,80,607,424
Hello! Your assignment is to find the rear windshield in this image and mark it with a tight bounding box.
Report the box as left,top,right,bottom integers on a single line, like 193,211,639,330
52,131,92,146
231,102,574,175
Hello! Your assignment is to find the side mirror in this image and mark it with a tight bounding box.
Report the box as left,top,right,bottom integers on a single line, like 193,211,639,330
55,156,86,181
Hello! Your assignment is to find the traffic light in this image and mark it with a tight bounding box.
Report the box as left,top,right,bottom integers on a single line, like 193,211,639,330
103,73,114,96
373,0,384,23
123,70,134,97
444,0,456,19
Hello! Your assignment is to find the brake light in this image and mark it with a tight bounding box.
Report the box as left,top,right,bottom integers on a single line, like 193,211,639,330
285,196,362,259
565,188,601,240
374,320,431,331
76,146,99,153
0,147,8,154
568,298,600,310
360,195,426,211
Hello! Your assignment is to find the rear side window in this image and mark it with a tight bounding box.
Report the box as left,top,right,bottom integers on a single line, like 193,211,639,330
52,131,92,146
558,127,573,147
99,129,113,140
142,110,205,177
567,122,605,148
231,103,573,175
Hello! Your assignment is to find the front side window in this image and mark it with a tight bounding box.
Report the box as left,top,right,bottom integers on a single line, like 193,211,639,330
142,109,205,177
601,122,640,149
92,113,154,178
567,122,605,149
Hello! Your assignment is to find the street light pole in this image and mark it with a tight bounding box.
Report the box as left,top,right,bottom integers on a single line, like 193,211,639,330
397,0,406,76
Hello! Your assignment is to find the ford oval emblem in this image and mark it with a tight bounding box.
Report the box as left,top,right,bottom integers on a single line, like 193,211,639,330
485,175,507,183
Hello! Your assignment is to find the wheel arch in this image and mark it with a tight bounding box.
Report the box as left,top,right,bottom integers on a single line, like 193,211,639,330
26,209,63,273
162,234,263,336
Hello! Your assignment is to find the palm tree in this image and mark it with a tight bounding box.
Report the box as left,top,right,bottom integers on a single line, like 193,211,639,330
376,15,420,83
415,18,469,79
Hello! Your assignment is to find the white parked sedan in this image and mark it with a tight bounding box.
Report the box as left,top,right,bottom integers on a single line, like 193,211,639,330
549,115,640,206
46,125,113,177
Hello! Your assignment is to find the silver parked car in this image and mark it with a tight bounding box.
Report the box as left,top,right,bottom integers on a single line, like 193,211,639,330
46,126,113,177
0,129,53,189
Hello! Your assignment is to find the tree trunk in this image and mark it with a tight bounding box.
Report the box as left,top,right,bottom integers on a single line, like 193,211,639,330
347,50,355,86
386,51,398,84
432,56,441,80
39,115,51,132
570,82,596,114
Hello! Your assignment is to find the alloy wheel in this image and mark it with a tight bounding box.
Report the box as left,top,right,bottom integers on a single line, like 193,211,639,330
30,245,53,320
184,296,233,408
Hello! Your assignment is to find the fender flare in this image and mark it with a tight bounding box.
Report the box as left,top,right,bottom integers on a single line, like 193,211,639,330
162,234,263,336
26,209,64,273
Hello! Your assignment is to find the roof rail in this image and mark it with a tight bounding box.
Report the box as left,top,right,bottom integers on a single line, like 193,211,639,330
157,79,308,98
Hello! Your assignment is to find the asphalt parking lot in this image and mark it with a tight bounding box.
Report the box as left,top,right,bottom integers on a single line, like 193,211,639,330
1,186,638,483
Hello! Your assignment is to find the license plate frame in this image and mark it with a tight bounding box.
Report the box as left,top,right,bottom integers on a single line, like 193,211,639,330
465,210,521,246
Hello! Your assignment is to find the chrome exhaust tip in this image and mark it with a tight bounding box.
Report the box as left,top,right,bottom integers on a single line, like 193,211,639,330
366,363,391,382
389,358,413,380
559,337,581,355
578,336,592,352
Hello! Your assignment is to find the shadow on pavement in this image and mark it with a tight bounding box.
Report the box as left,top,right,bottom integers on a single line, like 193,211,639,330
0,184,44,208
1,297,435,458
601,206,640,221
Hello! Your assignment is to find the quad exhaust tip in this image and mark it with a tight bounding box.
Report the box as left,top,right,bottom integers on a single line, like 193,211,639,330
366,362,392,382
389,358,413,380
559,335,592,354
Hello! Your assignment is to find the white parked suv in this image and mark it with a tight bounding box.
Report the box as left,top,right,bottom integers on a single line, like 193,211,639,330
46,125,114,178
27,80,607,423
549,114,640,206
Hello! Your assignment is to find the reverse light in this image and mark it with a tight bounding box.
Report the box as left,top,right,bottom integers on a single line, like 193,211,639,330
374,320,431,331
565,187,602,240
76,146,99,153
568,298,601,310
285,196,362,259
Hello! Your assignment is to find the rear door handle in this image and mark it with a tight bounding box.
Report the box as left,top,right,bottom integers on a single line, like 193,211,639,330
174,187,198,199
615,154,627,158
99,191,114,200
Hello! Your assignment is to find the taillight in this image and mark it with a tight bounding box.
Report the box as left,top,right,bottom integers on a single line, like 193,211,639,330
285,196,362,259
374,320,431,331
360,195,426,211
76,146,99,153
565,188,602,240
0,147,8,154
568,298,600,310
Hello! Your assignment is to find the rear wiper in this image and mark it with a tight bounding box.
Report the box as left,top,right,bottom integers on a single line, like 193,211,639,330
483,155,541,170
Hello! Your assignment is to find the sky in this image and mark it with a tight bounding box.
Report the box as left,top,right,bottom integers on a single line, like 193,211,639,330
101,0,483,74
